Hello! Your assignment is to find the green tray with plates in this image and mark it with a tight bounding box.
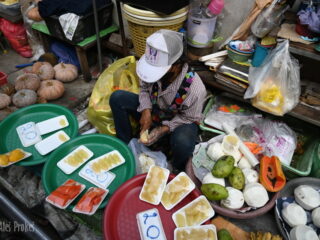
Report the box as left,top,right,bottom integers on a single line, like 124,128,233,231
0,104,78,166
42,134,136,210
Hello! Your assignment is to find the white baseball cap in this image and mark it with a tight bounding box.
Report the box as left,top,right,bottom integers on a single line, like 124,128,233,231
136,29,184,83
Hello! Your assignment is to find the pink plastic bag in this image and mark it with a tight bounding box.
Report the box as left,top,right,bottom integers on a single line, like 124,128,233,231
0,18,32,58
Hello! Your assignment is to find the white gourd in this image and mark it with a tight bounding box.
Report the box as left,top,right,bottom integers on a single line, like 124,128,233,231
207,142,224,161
243,183,269,208
312,207,320,228
202,172,225,186
294,185,320,210
242,168,259,184
238,156,252,169
290,225,318,240
282,203,307,227
221,187,244,209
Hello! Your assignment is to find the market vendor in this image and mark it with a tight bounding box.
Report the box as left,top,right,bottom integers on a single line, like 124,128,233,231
110,29,206,170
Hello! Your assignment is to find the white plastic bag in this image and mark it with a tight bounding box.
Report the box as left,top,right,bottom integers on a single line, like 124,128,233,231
128,138,168,174
204,96,262,130
244,40,300,116
236,118,297,166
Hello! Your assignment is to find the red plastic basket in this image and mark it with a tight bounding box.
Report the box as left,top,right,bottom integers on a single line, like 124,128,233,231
0,72,7,86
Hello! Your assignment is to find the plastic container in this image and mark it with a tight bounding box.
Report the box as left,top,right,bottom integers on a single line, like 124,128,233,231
0,2,20,17
44,3,113,44
0,71,7,86
251,43,273,67
226,45,253,62
161,172,195,210
172,195,215,227
187,0,223,48
139,166,170,205
310,140,320,178
187,12,217,48
282,138,319,179
123,4,188,57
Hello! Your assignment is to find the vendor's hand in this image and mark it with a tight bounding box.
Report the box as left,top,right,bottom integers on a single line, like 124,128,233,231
139,109,152,134
144,125,170,146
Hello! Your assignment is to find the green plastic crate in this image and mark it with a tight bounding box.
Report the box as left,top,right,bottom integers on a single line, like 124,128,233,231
282,138,320,179
310,140,320,178
199,97,225,135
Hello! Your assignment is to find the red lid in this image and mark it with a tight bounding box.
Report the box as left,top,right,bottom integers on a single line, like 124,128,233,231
208,0,224,15
103,174,207,240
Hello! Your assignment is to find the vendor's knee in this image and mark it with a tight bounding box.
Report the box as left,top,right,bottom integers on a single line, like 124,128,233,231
110,90,126,108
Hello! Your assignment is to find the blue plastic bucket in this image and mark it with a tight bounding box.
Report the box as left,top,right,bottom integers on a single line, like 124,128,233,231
251,43,273,67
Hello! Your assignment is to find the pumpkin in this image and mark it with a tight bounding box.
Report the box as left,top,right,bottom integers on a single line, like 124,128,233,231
32,62,51,74
38,64,55,80
37,80,65,100
54,63,78,82
15,73,40,91
259,155,286,192
0,83,15,96
12,89,37,108
27,7,43,21
0,93,11,109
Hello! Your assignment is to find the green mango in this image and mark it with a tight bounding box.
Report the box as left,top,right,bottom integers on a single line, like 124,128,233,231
228,167,245,190
211,155,235,178
201,183,228,201
218,229,233,240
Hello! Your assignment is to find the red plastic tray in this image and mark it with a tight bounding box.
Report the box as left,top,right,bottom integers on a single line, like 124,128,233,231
103,173,205,240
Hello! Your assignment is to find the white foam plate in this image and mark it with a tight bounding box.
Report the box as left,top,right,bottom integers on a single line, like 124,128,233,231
80,150,125,173
79,165,116,189
136,208,167,240
57,145,94,174
16,122,42,147
172,196,215,228
36,115,69,135
0,149,32,168
72,188,109,216
174,224,217,240
139,166,170,205
161,172,195,210
35,130,70,155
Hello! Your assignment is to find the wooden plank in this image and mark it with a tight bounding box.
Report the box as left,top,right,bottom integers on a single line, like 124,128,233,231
290,42,320,61
212,216,250,240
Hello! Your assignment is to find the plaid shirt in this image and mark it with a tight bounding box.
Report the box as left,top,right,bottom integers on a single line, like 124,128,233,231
137,63,207,131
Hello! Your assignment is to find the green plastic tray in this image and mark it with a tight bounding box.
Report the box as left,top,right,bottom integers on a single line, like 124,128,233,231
0,104,78,166
282,138,319,179
41,134,136,210
199,97,225,135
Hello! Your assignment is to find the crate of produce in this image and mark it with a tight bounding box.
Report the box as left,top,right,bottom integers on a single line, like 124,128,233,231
44,3,113,44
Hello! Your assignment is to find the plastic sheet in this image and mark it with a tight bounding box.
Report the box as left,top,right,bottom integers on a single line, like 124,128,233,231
128,138,167,174
236,118,297,166
87,56,140,135
244,40,300,116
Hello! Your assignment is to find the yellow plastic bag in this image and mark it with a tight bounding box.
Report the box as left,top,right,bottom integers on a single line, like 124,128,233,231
87,56,140,135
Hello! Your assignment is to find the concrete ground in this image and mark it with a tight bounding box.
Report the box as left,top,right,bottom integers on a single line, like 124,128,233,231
0,49,281,239
0,49,97,121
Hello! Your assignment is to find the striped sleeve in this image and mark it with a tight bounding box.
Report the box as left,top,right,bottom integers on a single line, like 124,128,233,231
137,79,152,112
162,73,207,131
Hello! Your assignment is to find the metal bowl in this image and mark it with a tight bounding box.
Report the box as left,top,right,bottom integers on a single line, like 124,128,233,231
185,159,279,219
274,177,320,240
